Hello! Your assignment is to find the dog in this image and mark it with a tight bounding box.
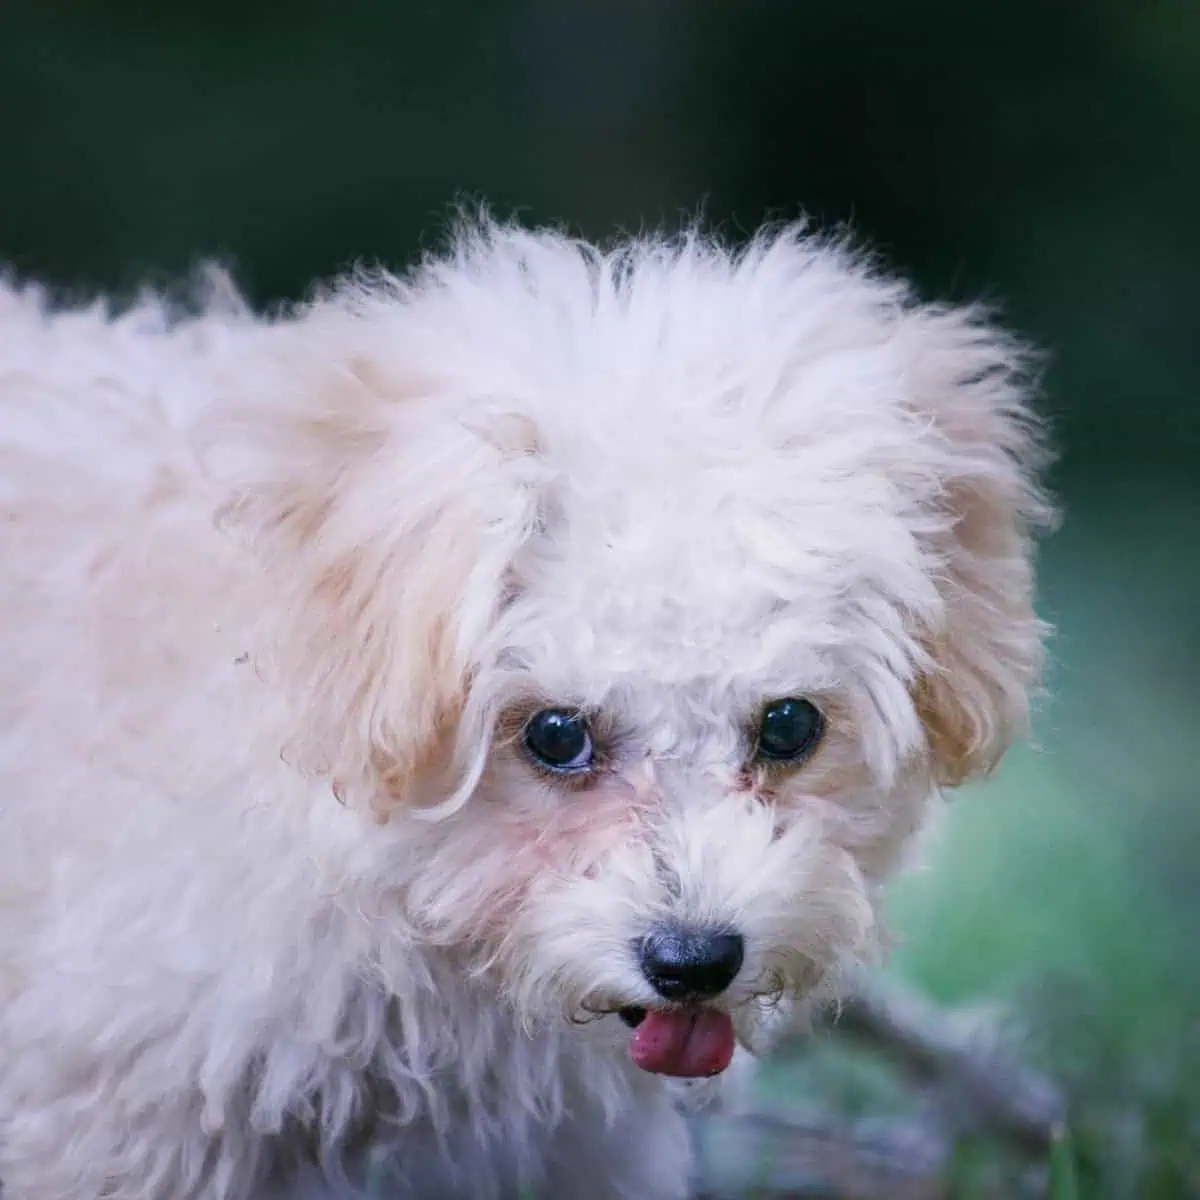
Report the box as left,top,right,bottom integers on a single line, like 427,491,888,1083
0,216,1051,1199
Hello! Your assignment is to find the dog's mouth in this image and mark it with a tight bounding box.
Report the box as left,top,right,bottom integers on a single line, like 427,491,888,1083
617,1005,735,1078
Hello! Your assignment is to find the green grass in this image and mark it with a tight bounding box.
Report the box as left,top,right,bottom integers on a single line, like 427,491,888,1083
898,497,1198,1195
1049,1127,1080,1200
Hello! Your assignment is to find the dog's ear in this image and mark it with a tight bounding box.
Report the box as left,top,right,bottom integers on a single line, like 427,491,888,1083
904,309,1054,788
222,329,543,816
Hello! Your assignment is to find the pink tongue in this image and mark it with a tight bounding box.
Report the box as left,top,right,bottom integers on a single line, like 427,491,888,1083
629,1008,736,1077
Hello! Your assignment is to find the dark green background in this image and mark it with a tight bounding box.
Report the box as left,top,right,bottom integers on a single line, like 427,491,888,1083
3,2,1197,1192
5,0,1198,481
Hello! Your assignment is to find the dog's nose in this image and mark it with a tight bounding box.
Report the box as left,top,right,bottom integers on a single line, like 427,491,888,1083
639,928,745,1001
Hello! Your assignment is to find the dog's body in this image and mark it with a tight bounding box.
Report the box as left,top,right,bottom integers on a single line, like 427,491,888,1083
0,220,1050,1199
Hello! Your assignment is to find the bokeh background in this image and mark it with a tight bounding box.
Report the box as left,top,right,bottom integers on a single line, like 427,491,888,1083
3,2,1197,1195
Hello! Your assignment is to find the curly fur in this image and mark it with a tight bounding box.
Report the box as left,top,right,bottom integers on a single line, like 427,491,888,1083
0,217,1052,1199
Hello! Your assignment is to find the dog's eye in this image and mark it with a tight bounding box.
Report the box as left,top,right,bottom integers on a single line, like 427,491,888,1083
523,708,594,773
755,698,825,764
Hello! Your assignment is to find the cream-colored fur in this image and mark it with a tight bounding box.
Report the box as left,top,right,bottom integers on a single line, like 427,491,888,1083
0,218,1051,1199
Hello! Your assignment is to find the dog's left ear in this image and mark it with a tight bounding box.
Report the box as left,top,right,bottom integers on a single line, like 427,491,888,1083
222,328,543,816
904,308,1054,788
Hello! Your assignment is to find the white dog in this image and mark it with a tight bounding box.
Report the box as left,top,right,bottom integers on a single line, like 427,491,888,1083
0,217,1050,1199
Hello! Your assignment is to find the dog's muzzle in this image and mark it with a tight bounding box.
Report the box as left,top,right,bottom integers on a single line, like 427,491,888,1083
617,925,743,1078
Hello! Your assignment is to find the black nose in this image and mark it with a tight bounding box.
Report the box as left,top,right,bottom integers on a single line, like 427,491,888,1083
639,928,745,1001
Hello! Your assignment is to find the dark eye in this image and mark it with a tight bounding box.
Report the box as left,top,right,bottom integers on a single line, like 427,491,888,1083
523,708,594,773
755,698,825,763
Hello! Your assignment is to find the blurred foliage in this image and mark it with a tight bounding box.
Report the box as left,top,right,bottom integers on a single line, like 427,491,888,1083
2,2,1197,1195
4,0,1199,479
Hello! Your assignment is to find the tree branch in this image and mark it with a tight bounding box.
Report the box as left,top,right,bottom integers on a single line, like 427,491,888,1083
812,975,1066,1154
692,1109,950,1199
690,976,1067,1198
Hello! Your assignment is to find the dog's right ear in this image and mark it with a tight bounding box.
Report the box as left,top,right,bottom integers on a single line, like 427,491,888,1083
218,321,544,817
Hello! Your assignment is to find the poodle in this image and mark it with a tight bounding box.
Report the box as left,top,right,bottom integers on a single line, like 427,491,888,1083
0,216,1051,1199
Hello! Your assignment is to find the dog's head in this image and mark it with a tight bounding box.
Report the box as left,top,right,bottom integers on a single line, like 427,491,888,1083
233,219,1051,1077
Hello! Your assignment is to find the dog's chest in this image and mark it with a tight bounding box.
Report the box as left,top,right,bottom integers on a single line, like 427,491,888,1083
264,973,650,1198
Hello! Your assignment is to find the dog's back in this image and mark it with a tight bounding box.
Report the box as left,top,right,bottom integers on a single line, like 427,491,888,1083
0,281,268,867
0,285,317,1196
